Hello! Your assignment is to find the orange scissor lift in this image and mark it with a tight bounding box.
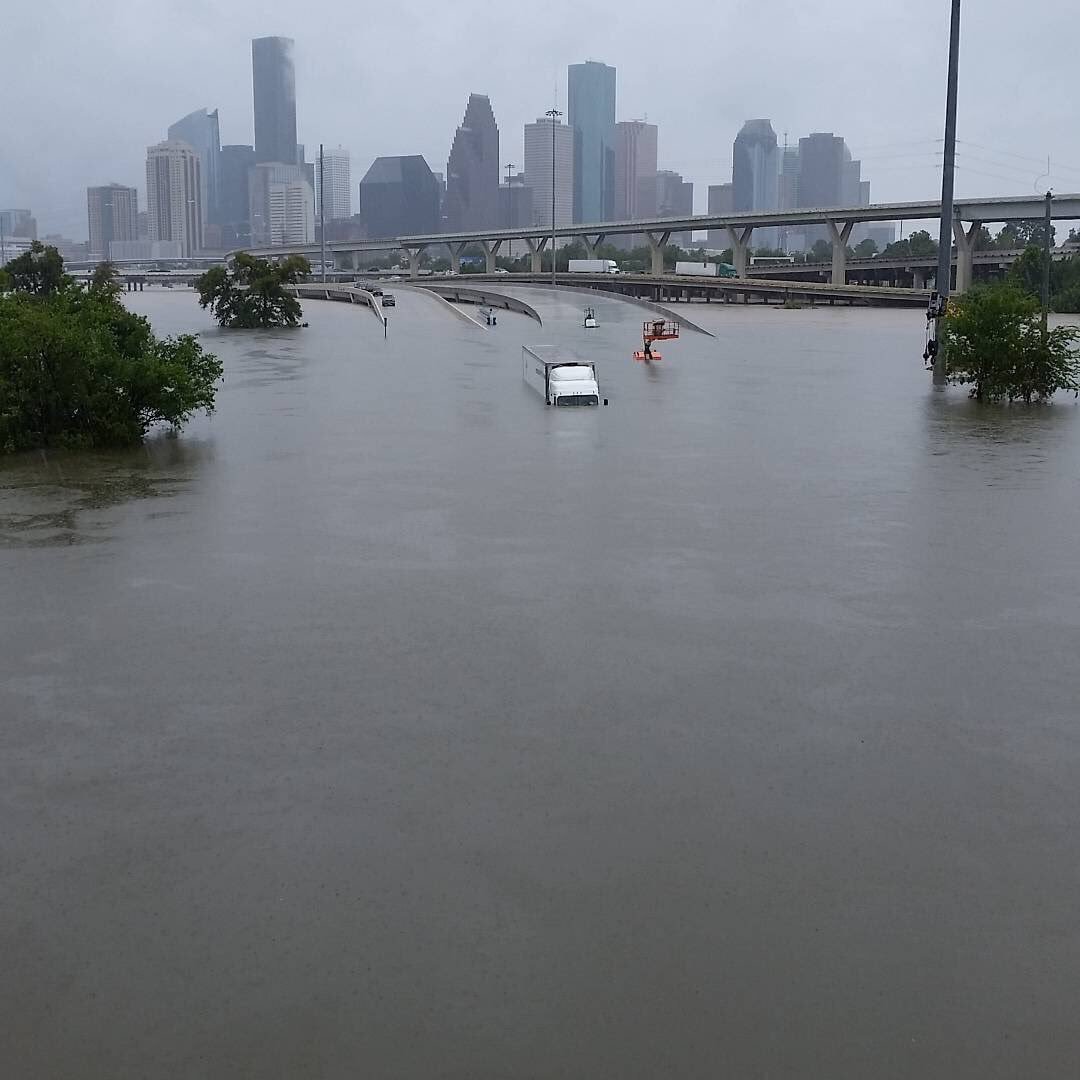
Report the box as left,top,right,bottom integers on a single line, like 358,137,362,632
634,319,680,363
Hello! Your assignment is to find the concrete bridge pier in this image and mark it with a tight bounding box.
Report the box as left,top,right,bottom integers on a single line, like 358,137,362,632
911,267,927,290
827,220,855,284
580,233,607,259
644,230,671,276
953,218,981,294
726,225,754,277
446,241,466,274
524,236,547,274
403,244,428,279
480,239,503,274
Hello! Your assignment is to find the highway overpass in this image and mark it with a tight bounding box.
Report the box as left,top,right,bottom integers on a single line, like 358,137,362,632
235,193,1080,293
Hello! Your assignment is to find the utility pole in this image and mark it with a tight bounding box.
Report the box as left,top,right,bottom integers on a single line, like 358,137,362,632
1042,190,1053,332
930,0,962,385
319,143,327,283
546,107,562,287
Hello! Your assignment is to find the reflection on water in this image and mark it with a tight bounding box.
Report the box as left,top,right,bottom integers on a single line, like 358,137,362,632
0,436,212,548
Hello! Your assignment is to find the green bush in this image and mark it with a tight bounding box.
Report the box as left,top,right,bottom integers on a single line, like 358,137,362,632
0,248,222,452
942,284,1080,403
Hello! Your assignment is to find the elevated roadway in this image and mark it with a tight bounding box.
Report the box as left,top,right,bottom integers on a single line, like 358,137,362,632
236,193,1080,293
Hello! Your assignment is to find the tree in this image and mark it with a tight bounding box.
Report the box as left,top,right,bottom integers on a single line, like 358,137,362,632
853,238,879,259
1009,247,1080,314
195,253,311,328
942,284,1080,403
4,241,67,296
0,262,223,452
994,220,1056,250
908,230,938,257
810,239,833,262
89,260,121,299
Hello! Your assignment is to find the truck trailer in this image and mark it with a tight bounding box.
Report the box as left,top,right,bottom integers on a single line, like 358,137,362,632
522,346,603,406
568,259,620,274
674,261,719,277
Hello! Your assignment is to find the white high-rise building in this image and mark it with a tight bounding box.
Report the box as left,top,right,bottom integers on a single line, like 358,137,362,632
145,140,203,257
524,116,574,233
269,180,315,243
317,146,351,221
249,162,314,245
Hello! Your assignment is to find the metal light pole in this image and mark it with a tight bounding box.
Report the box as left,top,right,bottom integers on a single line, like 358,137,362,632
931,0,962,385
546,107,562,287
1041,190,1053,332
319,143,327,283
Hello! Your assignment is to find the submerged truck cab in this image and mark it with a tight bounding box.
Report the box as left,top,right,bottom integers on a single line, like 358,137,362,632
522,345,603,406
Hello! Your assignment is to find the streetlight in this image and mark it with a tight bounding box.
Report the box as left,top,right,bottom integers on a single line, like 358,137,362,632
546,107,562,287
930,0,962,385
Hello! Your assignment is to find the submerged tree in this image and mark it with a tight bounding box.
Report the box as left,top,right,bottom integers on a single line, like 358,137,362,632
195,254,311,328
0,246,222,452
942,284,1080,403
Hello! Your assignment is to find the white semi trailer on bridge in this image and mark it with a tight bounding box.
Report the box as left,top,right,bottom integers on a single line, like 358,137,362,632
674,261,719,277
568,259,620,274
522,346,603,407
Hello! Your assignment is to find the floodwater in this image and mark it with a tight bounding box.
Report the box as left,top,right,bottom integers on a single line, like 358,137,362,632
3,286,1080,1079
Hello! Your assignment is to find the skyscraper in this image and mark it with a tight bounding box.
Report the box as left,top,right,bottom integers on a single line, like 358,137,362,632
0,209,37,240
444,94,500,231
87,184,138,258
796,132,846,209
318,147,352,221
145,140,203,256
168,108,220,224
706,183,734,248
733,119,780,248
359,155,440,238
615,120,658,220
655,170,693,247
733,119,779,214
248,162,313,245
524,115,574,231
252,36,298,165
219,144,255,244
568,61,616,223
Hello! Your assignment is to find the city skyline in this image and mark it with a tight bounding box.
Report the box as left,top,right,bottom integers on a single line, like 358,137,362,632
6,0,1080,240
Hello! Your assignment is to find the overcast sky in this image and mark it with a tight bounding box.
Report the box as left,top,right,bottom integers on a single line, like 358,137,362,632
4,0,1078,238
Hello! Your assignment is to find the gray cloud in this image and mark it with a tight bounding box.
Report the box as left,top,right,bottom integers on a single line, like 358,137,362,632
5,0,1078,238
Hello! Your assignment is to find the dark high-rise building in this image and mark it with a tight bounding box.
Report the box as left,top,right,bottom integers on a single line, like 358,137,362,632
444,94,500,232
796,132,846,209
706,183,734,248
252,36,298,165
168,108,220,224
87,184,138,258
733,119,779,214
568,61,616,223
498,174,534,230
656,169,693,247
359,155,440,238
219,144,255,245
733,119,780,248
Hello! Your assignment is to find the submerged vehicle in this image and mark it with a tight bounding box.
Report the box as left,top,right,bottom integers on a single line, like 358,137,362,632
522,346,604,406
584,306,597,329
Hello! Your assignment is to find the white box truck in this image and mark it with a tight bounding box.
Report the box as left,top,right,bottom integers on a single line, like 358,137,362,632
568,259,620,274
674,261,719,277
523,346,603,406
